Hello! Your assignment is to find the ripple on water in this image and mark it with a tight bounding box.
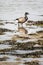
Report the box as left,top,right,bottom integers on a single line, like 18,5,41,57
0,44,11,49
0,21,43,65
0,35,11,41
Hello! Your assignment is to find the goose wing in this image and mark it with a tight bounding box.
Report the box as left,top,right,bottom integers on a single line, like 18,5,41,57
17,17,26,23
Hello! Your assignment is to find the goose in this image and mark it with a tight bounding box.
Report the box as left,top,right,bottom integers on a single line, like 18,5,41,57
15,12,29,27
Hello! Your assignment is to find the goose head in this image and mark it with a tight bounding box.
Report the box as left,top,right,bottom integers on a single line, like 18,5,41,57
25,12,29,20
25,12,29,16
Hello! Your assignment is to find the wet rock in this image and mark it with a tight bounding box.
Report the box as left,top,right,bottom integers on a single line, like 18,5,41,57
0,32,5,35
35,21,43,24
0,28,13,32
15,54,41,58
0,23,4,25
27,55,40,58
34,44,41,47
38,39,43,46
0,56,9,61
27,20,43,26
24,61,39,65
5,22,14,24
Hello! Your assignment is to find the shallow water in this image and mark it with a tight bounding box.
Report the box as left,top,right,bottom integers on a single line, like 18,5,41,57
0,20,43,65
0,0,43,65
0,0,43,20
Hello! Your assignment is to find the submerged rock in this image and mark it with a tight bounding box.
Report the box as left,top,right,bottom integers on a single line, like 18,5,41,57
0,23,4,25
27,20,43,24
0,32,5,35
0,28,13,32
24,60,39,65
0,56,9,61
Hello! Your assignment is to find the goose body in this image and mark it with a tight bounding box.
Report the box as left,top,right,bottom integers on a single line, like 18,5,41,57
16,12,29,24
